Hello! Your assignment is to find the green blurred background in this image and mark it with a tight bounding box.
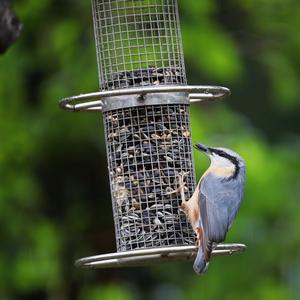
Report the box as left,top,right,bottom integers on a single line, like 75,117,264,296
1,0,300,299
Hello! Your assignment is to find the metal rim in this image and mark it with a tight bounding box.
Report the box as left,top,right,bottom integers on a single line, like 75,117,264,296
75,243,246,269
59,85,230,112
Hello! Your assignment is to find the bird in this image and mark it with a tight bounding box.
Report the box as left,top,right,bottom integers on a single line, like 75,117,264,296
178,143,245,275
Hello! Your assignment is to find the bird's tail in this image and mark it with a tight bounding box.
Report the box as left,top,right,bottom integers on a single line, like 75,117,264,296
193,241,213,275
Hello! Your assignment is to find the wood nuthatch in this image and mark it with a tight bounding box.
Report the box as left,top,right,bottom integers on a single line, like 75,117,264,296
178,143,246,275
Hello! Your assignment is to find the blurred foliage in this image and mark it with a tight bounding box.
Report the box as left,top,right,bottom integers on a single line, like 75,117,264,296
0,0,300,299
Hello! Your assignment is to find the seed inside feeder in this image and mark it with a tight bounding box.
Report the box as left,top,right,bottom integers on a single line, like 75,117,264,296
105,67,184,90
104,104,196,252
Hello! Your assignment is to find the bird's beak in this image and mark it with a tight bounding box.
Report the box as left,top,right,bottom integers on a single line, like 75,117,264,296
194,143,211,155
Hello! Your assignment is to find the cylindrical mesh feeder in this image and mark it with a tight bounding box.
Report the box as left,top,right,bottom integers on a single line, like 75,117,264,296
60,0,246,268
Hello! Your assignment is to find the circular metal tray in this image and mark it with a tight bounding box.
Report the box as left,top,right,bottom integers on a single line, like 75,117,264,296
59,85,230,112
75,243,246,269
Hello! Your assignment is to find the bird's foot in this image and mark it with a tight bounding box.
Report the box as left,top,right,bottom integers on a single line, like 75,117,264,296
177,171,188,205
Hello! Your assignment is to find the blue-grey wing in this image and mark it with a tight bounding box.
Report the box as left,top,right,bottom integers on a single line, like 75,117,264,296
199,167,245,242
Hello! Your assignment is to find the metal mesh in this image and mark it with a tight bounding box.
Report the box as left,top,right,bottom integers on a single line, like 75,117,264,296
104,103,196,252
92,0,186,90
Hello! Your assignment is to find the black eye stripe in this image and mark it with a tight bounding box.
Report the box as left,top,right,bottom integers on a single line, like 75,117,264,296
211,149,232,159
210,148,240,179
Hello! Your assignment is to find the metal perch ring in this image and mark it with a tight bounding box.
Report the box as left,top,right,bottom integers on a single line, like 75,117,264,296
75,243,246,268
59,85,230,112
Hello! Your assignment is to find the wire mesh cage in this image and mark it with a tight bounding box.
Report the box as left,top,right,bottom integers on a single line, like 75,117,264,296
59,0,245,269
105,103,195,252
93,0,197,255
92,0,186,90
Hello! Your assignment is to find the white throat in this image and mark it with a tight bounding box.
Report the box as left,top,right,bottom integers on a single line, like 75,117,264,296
210,153,236,169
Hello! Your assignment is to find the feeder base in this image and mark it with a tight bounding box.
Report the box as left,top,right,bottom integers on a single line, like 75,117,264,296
75,243,246,269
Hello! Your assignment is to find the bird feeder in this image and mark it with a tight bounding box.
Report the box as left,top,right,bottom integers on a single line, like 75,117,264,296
59,0,246,268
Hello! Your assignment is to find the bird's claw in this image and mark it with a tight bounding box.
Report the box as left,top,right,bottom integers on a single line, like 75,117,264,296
177,171,189,188
177,171,189,204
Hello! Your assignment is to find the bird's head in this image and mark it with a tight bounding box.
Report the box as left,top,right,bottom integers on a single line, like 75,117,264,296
194,143,245,178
